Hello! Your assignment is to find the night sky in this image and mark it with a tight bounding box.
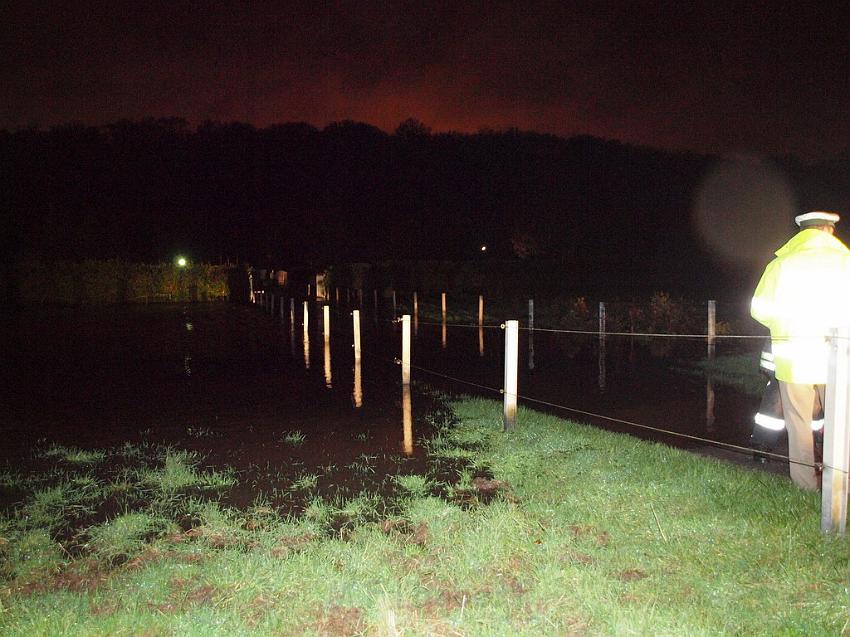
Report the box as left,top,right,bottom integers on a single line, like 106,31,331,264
3,1,849,162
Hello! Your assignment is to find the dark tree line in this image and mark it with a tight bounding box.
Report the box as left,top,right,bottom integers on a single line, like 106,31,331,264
2,117,849,298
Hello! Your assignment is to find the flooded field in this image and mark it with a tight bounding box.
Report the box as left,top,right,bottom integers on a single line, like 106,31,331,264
1,297,787,509
1,302,439,514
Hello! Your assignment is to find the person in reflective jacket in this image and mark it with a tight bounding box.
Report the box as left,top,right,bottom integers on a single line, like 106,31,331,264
751,211,850,490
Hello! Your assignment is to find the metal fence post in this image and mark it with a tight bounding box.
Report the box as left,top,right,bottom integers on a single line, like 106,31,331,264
503,320,519,431
822,327,850,534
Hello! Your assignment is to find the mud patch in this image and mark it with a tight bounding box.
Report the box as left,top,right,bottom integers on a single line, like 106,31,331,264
378,519,429,546
569,524,610,547
270,532,318,558
315,605,364,637
617,568,648,582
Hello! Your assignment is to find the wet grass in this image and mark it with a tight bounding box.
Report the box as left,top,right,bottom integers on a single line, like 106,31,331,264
1,397,848,635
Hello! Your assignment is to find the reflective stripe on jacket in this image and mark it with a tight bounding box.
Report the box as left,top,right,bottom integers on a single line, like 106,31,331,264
750,229,850,383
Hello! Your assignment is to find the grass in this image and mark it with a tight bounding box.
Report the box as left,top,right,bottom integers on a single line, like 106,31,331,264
139,449,237,494
280,430,306,446
1,397,848,635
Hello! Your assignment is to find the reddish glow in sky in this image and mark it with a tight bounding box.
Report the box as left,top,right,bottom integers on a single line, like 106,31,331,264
2,1,849,161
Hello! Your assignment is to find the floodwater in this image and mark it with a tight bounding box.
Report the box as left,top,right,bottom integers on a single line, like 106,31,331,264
1,297,787,501
1,302,436,510
307,297,787,476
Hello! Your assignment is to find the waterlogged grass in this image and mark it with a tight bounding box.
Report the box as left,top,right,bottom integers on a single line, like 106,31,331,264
1,398,849,636
139,449,236,494
280,430,306,446
38,444,107,464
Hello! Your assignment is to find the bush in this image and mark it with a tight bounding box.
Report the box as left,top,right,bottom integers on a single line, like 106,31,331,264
13,259,235,305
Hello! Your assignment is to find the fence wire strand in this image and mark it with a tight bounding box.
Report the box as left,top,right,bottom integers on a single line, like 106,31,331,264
264,299,846,476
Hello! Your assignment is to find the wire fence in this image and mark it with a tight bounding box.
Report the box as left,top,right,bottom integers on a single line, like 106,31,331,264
258,290,846,477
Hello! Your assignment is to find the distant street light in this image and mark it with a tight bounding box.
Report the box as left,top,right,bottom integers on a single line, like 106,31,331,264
480,245,487,252
176,256,188,268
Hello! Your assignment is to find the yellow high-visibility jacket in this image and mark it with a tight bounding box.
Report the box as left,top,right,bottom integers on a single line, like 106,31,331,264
751,229,850,383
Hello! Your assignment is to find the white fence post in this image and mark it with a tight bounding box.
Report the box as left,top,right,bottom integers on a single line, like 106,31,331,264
822,327,850,534
598,301,606,337
401,314,411,385
323,305,330,341
503,320,519,431
528,299,535,370
303,301,309,334
707,300,716,358
353,310,361,360
598,301,606,391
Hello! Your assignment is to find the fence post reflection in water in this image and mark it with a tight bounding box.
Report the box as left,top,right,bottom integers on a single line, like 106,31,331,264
392,290,397,318
302,326,310,369
503,320,519,431
528,299,535,370
303,301,309,334
352,355,363,407
289,298,295,325
402,384,413,455
822,327,850,535
323,337,332,388
705,375,716,432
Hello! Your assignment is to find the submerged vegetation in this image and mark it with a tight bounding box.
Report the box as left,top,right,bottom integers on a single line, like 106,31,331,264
1,395,846,636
